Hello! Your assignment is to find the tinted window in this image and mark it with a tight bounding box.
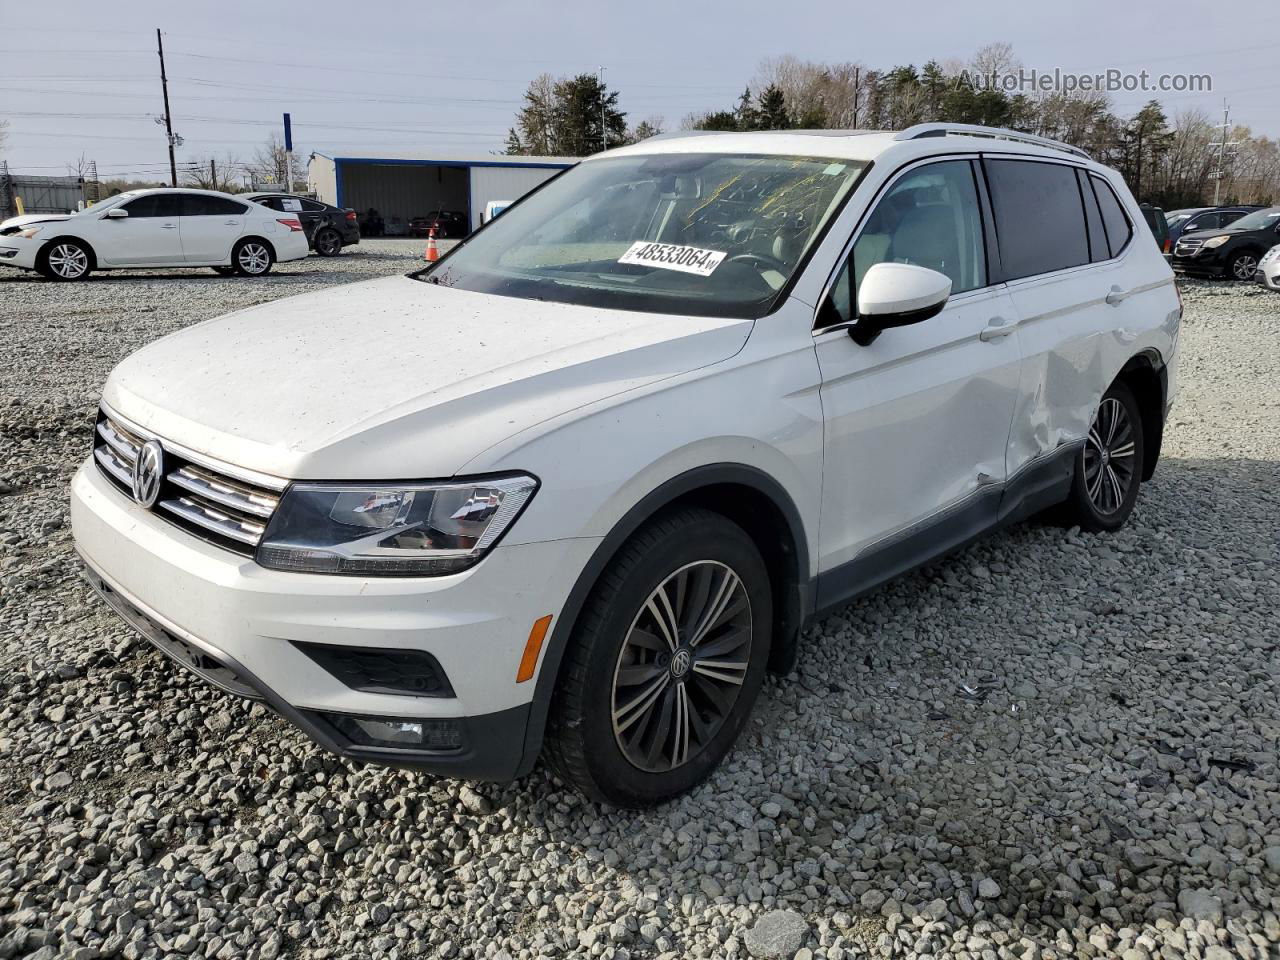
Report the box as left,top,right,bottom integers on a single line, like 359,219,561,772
1091,177,1133,257
1219,210,1247,227
1077,169,1108,263
824,160,987,327
253,197,285,211
122,194,182,218
182,195,248,216
301,199,328,212
985,159,1089,279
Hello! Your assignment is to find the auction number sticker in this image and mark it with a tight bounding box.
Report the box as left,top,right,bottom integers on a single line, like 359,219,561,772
618,241,727,277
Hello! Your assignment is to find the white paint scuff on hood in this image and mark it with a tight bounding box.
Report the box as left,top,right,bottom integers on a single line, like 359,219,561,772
104,275,752,479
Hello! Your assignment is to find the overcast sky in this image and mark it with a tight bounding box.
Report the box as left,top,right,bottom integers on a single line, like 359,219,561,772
4,0,1279,181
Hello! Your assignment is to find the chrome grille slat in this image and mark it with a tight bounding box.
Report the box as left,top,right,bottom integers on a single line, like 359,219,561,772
169,466,279,519
92,409,280,556
93,445,134,489
158,496,266,546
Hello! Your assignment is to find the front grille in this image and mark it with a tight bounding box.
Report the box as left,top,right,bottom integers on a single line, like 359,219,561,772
1175,238,1203,255
93,409,285,556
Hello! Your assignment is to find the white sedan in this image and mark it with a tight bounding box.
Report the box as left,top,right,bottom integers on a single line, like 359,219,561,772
1258,244,1280,291
0,188,310,281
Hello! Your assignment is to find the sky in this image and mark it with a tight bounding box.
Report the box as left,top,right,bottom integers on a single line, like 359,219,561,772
3,0,1279,182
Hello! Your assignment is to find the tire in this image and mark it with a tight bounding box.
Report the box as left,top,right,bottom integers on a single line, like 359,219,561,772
38,239,92,281
1059,380,1145,532
1228,250,1260,281
313,228,342,257
231,238,274,277
544,507,772,807
212,266,235,276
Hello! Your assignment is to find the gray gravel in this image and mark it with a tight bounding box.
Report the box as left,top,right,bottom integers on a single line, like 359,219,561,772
1,247,1278,959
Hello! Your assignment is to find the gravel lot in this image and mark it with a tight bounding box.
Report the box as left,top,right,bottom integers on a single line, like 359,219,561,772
0,242,1277,960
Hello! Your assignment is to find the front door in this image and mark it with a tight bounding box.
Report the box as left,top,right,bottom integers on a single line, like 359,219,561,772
99,193,184,265
813,157,1022,605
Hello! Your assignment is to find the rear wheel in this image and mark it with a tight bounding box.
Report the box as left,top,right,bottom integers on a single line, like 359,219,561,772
1229,250,1259,281
232,238,274,276
1059,381,1145,532
39,240,92,281
313,227,342,256
544,507,772,807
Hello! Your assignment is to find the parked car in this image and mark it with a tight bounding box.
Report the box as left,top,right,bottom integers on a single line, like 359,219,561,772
0,189,308,280
1139,203,1169,253
246,193,359,256
72,124,1179,806
1256,244,1280,291
1165,205,1262,250
1171,206,1280,280
410,210,468,238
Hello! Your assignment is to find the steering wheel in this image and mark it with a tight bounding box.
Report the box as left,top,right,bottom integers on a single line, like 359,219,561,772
725,251,788,273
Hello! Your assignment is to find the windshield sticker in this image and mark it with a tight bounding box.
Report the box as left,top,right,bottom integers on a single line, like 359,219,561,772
618,241,727,277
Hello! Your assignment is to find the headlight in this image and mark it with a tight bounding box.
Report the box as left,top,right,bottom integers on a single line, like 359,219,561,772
256,474,537,576
17,227,44,240
1201,235,1230,249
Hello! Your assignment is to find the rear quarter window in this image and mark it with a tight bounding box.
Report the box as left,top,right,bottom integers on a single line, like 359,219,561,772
1091,177,1133,257
985,159,1090,280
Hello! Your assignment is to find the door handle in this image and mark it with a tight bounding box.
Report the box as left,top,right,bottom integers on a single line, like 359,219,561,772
160,223,177,229
1105,285,1130,305
224,220,240,225
979,316,1017,341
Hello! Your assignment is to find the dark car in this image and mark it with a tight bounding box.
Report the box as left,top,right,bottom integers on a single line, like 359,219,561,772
1166,205,1264,251
1171,206,1280,280
246,194,359,256
409,210,468,239
1139,204,1169,253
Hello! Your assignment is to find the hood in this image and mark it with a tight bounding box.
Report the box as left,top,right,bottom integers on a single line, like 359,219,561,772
1181,222,1263,241
104,275,752,479
0,213,73,233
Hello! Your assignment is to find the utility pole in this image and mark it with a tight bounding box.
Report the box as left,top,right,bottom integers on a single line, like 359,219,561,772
209,157,217,190
1208,100,1238,206
599,66,607,152
156,28,178,186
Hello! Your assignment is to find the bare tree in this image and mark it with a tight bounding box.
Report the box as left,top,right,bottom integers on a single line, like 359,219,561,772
184,153,242,192
247,134,303,189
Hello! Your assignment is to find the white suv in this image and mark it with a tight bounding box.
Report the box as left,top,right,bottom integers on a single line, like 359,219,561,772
0,188,309,280
71,125,1180,806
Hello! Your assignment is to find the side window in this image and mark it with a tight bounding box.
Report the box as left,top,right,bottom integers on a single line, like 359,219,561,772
183,195,248,216
851,160,987,294
254,197,285,211
985,159,1090,279
1077,169,1108,263
1090,176,1133,258
300,199,328,213
122,194,181,218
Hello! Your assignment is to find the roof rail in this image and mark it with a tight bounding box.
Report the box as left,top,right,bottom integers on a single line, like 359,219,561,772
894,123,1091,160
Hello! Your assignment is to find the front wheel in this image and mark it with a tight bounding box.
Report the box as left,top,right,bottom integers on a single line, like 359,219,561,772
313,228,342,256
231,238,274,277
1059,381,1145,532
39,240,92,281
1229,251,1259,281
544,507,772,807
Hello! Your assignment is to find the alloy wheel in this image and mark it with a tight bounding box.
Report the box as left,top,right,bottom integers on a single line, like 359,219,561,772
48,244,88,279
1232,254,1259,280
238,242,270,274
315,230,341,255
1084,397,1137,515
611,560,752,773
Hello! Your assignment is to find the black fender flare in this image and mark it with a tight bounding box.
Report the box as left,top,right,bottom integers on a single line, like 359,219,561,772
513,462,812,777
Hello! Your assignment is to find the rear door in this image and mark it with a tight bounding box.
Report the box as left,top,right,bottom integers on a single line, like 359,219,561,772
101,193,183,265
986,156,1141,482
180,194,249,263
813,157,1023,593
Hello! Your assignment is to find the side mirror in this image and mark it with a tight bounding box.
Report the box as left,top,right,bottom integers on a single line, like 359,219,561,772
846,262,952,346
104,208,128,219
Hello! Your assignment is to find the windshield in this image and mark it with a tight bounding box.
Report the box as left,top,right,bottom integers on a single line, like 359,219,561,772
1228,208,1280,231
1166,213,1192,227
416,153,868,318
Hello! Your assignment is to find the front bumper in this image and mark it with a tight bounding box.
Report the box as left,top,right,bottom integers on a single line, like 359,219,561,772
0,238,42,270
1170,252,1226,277
71,458,598,779
1256,263,1280,291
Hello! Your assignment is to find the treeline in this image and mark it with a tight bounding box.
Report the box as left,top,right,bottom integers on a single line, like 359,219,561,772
508,46,1279,209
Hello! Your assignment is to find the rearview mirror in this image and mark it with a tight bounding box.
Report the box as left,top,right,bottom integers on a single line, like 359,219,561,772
103,208,128,219
846,262,952,346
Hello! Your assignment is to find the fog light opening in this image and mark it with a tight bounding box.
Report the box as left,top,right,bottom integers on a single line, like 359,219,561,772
323,713,464,751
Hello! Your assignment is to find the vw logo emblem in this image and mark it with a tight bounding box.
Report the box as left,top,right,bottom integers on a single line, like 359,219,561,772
670,649,692,679
132,439,164,508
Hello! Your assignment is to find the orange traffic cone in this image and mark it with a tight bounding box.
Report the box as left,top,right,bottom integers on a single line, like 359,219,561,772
423,227,440,263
